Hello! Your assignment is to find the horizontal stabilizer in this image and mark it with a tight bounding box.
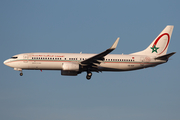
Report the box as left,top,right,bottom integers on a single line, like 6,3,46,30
155,52,176,60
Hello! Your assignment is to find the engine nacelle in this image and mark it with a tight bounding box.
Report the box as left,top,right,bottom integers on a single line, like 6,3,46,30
61,62,81,76
62,62,79,71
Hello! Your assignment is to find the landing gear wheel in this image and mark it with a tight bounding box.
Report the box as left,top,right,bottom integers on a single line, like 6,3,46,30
87,72,92,76
20,73,23,76
86,72,92,80
86,75,91,80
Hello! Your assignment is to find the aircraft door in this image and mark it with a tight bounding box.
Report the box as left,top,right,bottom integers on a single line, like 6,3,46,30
140,57,144,66
23,54,28,63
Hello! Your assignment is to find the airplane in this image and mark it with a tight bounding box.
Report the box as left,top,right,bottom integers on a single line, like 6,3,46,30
4,25,175,80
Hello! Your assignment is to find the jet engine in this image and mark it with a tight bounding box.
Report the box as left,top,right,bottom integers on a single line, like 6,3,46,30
61,62,80,76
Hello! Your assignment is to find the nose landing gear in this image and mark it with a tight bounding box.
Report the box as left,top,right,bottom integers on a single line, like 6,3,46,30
20,71,23,76
14,68,23,76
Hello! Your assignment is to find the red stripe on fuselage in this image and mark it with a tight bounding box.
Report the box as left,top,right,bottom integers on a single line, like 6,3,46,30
6,59,158,65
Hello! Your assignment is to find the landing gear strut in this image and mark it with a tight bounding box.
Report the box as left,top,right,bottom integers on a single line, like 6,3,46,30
86,72,92,80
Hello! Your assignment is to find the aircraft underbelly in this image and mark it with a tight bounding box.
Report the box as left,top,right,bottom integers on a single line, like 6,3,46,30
99,63,137,71
28,61,63,70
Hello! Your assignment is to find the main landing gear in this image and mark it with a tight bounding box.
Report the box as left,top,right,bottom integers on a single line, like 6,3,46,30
86,72,92,80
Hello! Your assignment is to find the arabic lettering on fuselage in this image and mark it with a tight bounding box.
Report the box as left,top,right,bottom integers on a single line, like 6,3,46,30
32,55,64,57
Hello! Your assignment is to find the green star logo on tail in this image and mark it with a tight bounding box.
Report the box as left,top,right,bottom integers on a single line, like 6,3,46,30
151,45,159,53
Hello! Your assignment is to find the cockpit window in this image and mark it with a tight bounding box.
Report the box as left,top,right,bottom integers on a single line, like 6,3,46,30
11,57,18,59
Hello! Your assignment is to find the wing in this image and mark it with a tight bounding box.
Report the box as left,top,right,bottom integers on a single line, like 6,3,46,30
81,37,119,66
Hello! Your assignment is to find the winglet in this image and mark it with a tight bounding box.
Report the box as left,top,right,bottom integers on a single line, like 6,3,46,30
110,37,120,49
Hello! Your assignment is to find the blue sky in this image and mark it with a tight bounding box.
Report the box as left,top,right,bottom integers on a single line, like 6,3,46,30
0,0,180,120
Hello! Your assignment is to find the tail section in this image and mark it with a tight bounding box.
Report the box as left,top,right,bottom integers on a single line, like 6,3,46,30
131,25,174,56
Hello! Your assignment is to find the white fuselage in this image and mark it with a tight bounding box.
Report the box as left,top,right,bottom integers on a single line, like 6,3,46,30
4,53,165,72
3,26,174,79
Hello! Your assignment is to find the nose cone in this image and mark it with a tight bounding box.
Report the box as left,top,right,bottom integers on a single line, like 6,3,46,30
3,59,8,65
3,59,11,67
